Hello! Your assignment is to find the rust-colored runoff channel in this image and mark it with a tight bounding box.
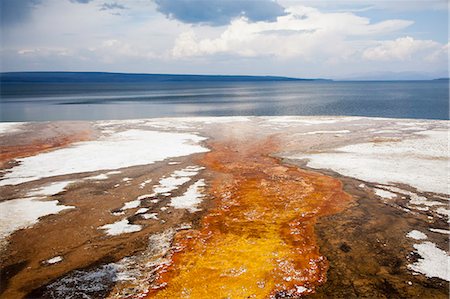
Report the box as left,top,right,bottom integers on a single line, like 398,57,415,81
148,136,352,298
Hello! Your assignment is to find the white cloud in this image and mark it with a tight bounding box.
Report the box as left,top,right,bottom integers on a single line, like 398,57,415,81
17,47,72,57
279,0,448,12
88,39,157,63
362,36,444,61
0,0,447,77
424,41,449,63
171,6,413,60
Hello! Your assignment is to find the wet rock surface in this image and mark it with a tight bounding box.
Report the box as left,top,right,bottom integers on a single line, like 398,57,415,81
308,174,449,298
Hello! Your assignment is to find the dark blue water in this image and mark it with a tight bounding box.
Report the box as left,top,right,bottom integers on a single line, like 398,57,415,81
0,80,448,121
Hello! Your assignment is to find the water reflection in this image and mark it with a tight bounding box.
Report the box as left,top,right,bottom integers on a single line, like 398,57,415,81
0,81,448,121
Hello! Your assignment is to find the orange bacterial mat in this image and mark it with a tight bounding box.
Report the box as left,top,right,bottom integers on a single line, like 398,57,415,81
148,136,352,298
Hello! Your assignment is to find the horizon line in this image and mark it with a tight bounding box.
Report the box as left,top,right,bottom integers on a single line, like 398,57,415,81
1,71,448,82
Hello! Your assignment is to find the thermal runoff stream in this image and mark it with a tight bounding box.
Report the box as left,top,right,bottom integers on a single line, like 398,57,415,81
149,136,352,298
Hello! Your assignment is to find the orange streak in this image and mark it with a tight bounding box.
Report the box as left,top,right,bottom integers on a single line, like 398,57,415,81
0,130,92,166
147,136,352,298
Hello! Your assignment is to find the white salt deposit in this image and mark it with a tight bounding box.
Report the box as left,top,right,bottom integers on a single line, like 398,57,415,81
0,198,74,241
410,198,443,207
27,180,75,197
136,194,153,200
139,179,152,189
296,286,309,293
266,117,340,125
135,208,149,214
121,200,140,210
294,130,448,195
169,179,206,213
373,129,400,134
400,126,427,131
85,174,109,180
177,223,192,231
396,121,430,127
106,171,121,175
406,230,428,240
382,186,443,207
139,117,250,131
172,166,204,177
142,213,158,220
46,256,63,264
0,122,23,135
0,130,208,186
429,228,450,234
435,195,450,201
151,166,203,196
99,219,142,236
173,116,251,124
297,130,351,135
153,177,192,195
436,208,450,219
122,177,132,182
408,241,450,281
415,206,429,211
374,188,397,199
95,119,146,127
0,181,77,241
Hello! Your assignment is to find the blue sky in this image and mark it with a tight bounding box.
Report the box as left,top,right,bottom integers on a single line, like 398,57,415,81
0,0,448,79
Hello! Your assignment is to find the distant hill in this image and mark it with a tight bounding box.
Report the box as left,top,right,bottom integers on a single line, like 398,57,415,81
0,72,330,83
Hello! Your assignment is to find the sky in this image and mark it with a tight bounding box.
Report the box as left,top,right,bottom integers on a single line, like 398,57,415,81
0,0,448,79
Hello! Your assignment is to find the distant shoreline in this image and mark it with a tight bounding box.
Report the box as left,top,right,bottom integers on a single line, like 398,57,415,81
0,71,330,83
1,71,448,83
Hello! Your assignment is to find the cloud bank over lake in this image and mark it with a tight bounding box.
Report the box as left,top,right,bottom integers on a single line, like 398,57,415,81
0,0,447,79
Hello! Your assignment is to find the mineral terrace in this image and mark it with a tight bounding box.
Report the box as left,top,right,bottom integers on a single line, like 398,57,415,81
0,116,448,299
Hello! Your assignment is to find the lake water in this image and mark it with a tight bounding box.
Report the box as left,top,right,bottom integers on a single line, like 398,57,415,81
0,80,448,121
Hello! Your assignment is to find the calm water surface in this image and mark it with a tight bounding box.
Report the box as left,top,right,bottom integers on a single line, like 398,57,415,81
0,81,448,121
